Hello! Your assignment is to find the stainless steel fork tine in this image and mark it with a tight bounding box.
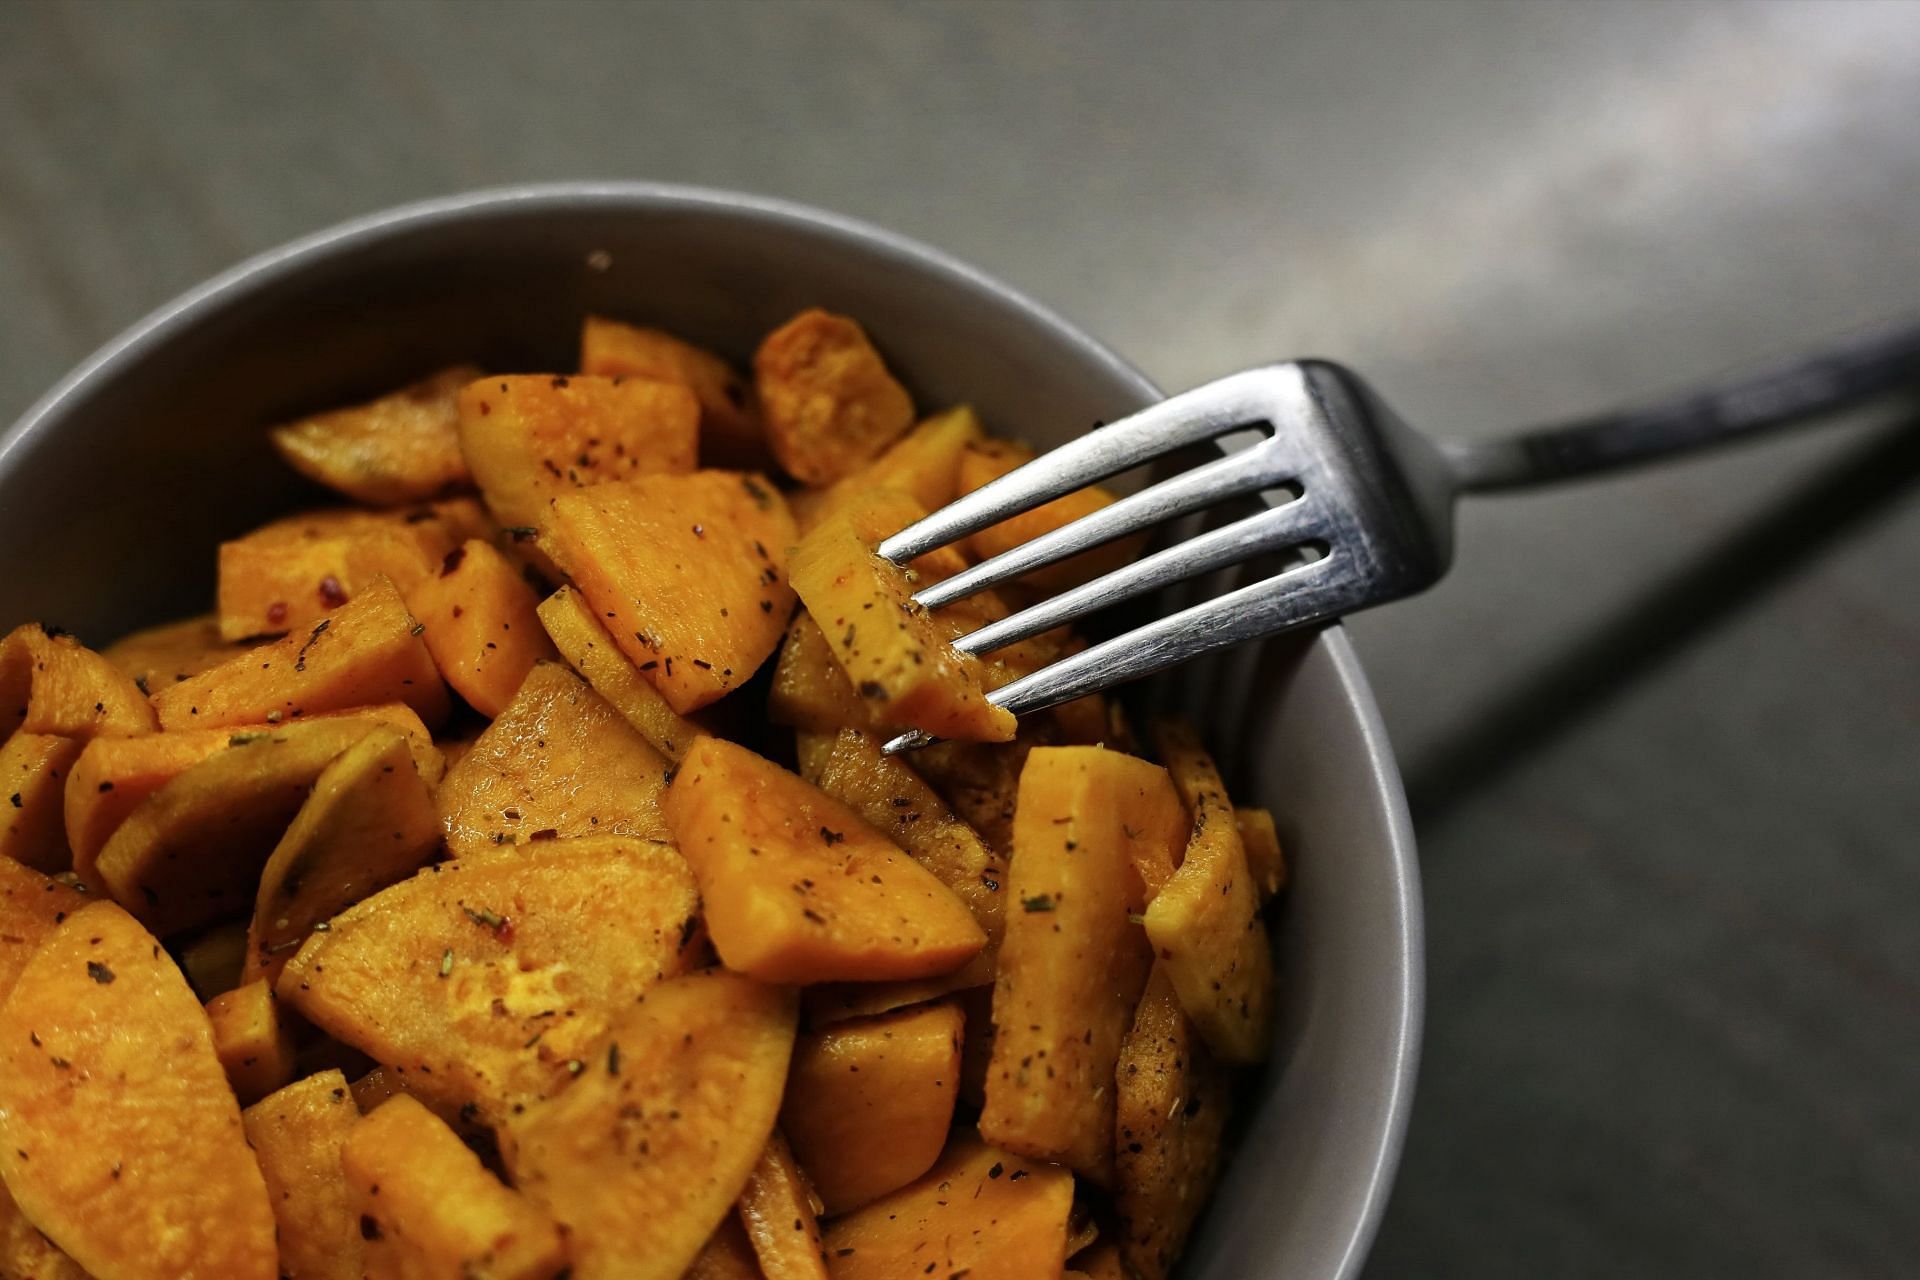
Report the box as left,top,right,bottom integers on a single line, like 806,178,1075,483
911,438,1295,610
877,368,1286,564
947,495,1325,655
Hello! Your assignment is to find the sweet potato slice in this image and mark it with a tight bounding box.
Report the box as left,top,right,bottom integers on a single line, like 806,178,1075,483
345,1094,567,1280
737,1131,828,1280
768,612,870,734
0,625,155,740
406,539,557,717
0,900,275,1279
92,717,377,936
245,725,441,984
270,365,480,506
207,978,299,1104
104,614,237,693
0,859,90,1005
788,493,1014,743
580,316,766,466
957,437,1139,593
543,471,797,714
1143,719,1274,1064
243,1069,364,1280
689,1218,765,1280
0,1181,88,1280
281,836,702,1124
437,661,671,857
1114,966,1232,1280
536,585,701,760
456,373,699,534
0,733,83,872
754,309,914,486
216,506,465,640
792,405,982,534
155,578,449,731
663,737,985,984
980,746,1188,1180
781,1001,964,1214
501,971,798,1280
819,1133,1073,1280
1235,805,1288,900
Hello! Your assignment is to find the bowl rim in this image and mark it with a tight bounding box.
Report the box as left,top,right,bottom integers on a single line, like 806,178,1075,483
2,180,1423,1275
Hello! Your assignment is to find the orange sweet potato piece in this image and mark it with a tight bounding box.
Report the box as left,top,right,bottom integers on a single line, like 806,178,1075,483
502,971,798,1280
0,1180,88,1280
437,661,671,857
819,1133,1073,1280
754,310,914,486
958,437,1139,593
345,1094,567,1280
1235,805,1288,900
92,717,379,936
980,746,1188,1181
781,1001,964,1214
536,585,701,760
1143,719,1274,1064
736,1132,828,1280
768,612,869,734
456,373,699,535
792,729,835,785
1114,966,1232,1280
0,733,83,872
206,977,298,1104
281,836,702,1124
216,506,466,640
0,625,156,740
156,578,449,731
792,405,982,534
245,726,441,985
663,737,985,984
689,1217,765,1280
580,316,767,467
0,858,90,1005
270,365,480,506
543,471,797,714
0,900,275,1280
406,538,556,717
103,614,238,693
242,1069,364,1280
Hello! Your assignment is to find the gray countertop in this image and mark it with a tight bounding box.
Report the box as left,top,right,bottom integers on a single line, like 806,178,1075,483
5,1,1917,1274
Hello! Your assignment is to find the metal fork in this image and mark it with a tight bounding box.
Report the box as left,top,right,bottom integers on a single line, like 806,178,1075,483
877,322,1920,754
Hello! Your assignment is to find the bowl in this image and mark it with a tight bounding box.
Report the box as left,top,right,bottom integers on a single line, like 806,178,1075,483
0,182,1422,1278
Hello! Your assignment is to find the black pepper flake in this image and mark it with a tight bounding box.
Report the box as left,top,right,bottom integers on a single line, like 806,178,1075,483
742,476,773,509
503,526,539,543
86,961,115,985
1021,894,1057,913
819,827,844,846
6,794,17,809
759,600,774,613
440,546,467,576
360,1215,383,1241
97,781,114,793
606,1042,621,1075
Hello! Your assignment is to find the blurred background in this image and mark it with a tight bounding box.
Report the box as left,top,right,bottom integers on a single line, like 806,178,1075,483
4,1,1917,1274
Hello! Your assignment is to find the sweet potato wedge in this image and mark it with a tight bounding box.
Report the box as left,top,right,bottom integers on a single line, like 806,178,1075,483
0,1181,88,1280
754,309,914,486
979,746,1188,1180
0,625,156,740
543,471,797,714
793,729,835,785
216,506,465,640
156,578,450,732
768,612,870,734
819,1132,1073,1280
406,538,556,717
437,661,672,857
688,1218,765,1280
737,1131,828,1280
0,858,90,1005
580,316,767,467
92,716,379,936
0,900,275,1280
245,725,441,984
456,373,699,534
957,437,1139,593
791,405,982,534
781,1001,964,1215
206,977,299,1104
0,733,83,872
502,970,798,1280
1235,805,1288,900
270,365,480,506
103,614,237,693
536,585,701,760
242,1069,364,1280
663,737,985,984
281,836,702,1124
1143,719,1274,1064
1114,966,1232,1280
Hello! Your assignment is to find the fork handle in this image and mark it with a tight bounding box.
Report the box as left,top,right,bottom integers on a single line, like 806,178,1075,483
1446,320,1920,492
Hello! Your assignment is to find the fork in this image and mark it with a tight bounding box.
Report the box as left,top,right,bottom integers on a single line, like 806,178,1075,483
876,321,1920,754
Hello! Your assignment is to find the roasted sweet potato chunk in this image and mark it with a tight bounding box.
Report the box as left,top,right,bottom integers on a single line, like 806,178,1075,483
580,316,767,467
243,1069,364,1280
536,585,701,760
0,858,90,1005
781,1001,964,1214
792,405,982,533
663,737,985,984
456,373,699,534
281,836,702,1123
0,624,156,740
0,732,82,872
737,1131,828,1280
216,506,466,640
768,612,870,734
270,365,480,506
155,577,450,732
206,977,298,1104
819,1132,1073,1280
957,437,1139,592
502,971,798,1280
405,538,556,717
0,1181,88,1280
437,661,671,857
1143,719,1274,1064
688,1218,765,1280
0,901,276,1280
544,471,797,714
103,614,237,692
755,309,914,486
980,746,1188,1180
1235,805,1288,900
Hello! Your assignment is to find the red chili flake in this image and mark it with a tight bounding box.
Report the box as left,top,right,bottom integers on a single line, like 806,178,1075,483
266,601,288,627
318,576,348,607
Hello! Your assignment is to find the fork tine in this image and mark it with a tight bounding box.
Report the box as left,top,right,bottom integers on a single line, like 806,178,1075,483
876,368,1288,564
911,439,1293,610
947,495,1326,655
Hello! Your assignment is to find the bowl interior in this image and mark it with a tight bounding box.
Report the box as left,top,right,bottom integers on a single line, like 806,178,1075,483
0,185,1420,1279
